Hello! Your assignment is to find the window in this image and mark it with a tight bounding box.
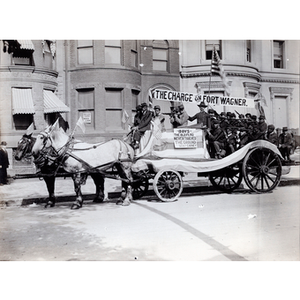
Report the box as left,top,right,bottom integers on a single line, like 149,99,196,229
248,91,257,98
205,40,221,60
131,40,138,68
246,40,251,62
105,40,122,64
131,90,139,123
105,88,123,129
42,40,53,68
13,115,34,130
153,40,168,71
77,88,95,129
12,47,34,65
12,87,35,130
77,40,93,65
273,40,284,68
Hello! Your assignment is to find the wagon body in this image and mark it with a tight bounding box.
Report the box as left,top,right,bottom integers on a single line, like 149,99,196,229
130,127,287,201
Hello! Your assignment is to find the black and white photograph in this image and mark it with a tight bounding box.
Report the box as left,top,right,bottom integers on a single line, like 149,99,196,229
1,2,299,300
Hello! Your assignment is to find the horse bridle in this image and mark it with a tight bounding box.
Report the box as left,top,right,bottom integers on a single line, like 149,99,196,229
17,135,36,159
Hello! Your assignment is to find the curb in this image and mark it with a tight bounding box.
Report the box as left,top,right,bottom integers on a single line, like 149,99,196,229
1,177,299,208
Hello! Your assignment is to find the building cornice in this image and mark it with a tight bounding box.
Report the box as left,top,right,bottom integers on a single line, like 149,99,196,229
260,77,299,84
181,70,261,81
0,66,58,78
181,70,299,84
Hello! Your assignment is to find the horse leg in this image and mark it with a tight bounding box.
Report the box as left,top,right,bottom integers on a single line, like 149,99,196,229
120,165,133,207
91,173,105,203
116,181,128,205
44,176,56,208
71,173,86,209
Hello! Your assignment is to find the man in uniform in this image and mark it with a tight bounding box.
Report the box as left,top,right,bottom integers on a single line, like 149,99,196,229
173,103,189,127
188,101,209,127
278,127,293,161
205,121,227,158
169,106,180,128
255,115,268,140
266,124,278,146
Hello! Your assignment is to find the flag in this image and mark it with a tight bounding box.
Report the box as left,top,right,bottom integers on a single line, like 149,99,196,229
121,109,129,129
49,118,60,134
254,92,267,118
211,47,230,96
76,116,86,134
25,123,34,136
254,92,267,106
148,89,154,109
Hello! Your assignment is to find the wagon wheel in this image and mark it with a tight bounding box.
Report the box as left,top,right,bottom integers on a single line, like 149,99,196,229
153,169,183,202
209,163,243,193
131,173,149,200
242,147,282,193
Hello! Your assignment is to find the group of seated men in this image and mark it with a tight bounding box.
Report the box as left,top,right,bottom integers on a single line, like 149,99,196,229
187,101,294,160
130,101,295,161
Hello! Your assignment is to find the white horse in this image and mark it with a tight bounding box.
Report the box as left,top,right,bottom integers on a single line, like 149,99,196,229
31,122,135,209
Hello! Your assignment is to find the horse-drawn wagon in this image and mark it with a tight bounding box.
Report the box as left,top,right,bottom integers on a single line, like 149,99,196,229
15,117,286,209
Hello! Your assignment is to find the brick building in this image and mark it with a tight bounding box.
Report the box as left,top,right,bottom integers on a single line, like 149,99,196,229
61,40,180,142
0,40,180,173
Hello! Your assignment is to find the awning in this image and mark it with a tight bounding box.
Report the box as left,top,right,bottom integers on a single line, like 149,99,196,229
44,90,70,113
12,88,35,114
17,40,35,51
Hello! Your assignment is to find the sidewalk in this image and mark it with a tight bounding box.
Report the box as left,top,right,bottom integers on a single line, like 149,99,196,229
1,163,299,207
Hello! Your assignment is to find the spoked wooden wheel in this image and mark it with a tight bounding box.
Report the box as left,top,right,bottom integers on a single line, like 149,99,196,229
153,169,183,202
131,174,149,200
209,163,243,193
242,147,282,193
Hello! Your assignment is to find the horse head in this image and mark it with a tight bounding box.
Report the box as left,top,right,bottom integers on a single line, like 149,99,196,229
32,120,69,158
32,131,52,158
15,123,36,161
15,133,36,161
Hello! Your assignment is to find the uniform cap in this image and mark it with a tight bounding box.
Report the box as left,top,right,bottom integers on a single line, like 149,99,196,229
268,124,275,130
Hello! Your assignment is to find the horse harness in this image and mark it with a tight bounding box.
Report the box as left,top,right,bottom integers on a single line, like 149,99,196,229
34,132,135,178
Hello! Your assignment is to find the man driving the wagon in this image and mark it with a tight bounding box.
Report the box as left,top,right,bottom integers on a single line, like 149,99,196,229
131,102,153,150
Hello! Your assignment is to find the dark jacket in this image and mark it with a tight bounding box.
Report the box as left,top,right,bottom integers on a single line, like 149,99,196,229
138,110,153,132
279,132,293,147
0,148,9,168
189,111,209,126
267,131,278,145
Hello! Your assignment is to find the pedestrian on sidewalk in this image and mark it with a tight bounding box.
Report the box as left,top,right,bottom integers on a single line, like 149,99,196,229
0,141,9,185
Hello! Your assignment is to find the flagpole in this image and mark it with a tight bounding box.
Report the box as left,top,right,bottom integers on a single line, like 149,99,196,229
69,123,78,139
208,45,214,97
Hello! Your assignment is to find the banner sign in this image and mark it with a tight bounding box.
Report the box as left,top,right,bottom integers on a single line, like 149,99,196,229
153,89,255,108
174,128,197,148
